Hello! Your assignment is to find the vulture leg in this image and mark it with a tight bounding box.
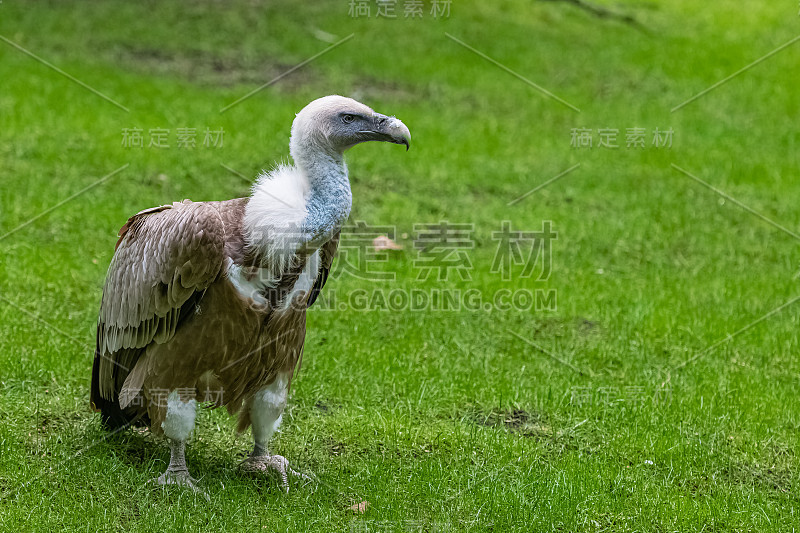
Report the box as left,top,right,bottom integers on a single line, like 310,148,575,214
150,391,208,500
240,372,312,491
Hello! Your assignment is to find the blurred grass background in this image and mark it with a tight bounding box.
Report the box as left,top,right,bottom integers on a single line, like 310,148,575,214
0,0,799,531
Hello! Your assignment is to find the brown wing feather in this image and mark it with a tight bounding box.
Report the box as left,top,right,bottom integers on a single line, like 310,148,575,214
91,200,227,415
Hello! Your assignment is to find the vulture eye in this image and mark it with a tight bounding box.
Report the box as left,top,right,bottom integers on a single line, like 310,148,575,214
341,114,356,124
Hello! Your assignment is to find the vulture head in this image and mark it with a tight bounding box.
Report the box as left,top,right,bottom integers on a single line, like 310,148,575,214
289,95,411,159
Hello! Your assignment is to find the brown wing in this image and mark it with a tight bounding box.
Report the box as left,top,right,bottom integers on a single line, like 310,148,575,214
90,200,226,425
307,231,339,308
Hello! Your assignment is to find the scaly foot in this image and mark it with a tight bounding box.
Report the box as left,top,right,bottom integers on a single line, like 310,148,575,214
149,470,210,501
240,454,314,492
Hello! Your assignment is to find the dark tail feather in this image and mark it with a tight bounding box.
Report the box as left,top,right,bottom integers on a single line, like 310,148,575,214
90,331,148,431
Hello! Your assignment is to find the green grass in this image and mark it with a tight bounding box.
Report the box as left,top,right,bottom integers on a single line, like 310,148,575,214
1,0,799,530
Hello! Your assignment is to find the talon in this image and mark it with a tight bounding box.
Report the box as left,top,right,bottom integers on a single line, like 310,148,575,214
149,471,210,501
240,454,314,492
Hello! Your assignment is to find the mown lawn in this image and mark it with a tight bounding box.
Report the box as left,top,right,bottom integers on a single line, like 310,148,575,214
1,1,799,531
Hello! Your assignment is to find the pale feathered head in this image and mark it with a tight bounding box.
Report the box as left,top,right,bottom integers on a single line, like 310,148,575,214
290,95,411,159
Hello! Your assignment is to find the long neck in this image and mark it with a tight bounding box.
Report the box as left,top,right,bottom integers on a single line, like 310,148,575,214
292,140,352,249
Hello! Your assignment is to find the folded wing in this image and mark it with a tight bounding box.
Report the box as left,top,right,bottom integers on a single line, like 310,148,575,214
91,201,226,424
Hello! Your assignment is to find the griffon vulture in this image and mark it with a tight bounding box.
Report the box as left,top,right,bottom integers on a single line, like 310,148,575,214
90,95,411,493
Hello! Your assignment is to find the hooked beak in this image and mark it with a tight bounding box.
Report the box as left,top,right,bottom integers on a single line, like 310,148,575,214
359,114,411,150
